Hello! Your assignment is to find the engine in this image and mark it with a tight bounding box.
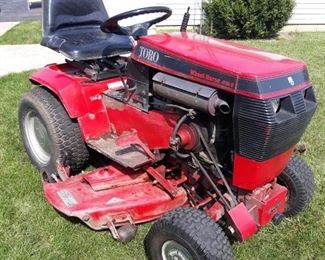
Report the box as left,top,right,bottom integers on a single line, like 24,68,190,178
127,33,317,192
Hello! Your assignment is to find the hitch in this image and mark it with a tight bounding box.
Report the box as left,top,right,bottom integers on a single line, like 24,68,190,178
107,215,137,244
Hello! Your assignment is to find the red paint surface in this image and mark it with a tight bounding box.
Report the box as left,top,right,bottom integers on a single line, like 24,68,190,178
44,165,188,230
177,124,198,151
30,64,180,149
30,64,128,139
134,33,309,99
233,148,294,190
138,32,305,80
30,64,108,118
227,203,258,241
106,104,179,149
258,185,287,226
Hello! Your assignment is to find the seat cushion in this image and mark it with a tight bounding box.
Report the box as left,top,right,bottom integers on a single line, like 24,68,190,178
41,26,134,61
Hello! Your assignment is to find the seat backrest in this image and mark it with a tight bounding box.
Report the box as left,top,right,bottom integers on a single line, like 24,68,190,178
43,0,109,36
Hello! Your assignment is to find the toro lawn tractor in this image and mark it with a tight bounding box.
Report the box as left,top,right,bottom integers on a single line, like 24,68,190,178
18,1,317,259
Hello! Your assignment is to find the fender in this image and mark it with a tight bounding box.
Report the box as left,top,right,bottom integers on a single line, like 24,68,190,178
30,64,111,139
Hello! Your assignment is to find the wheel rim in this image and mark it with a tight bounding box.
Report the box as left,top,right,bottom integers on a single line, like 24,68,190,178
24,111,51,165
162,240,193,260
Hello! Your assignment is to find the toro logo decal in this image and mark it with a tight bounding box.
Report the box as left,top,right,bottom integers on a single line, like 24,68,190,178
138,46,160,63
288,76,295,86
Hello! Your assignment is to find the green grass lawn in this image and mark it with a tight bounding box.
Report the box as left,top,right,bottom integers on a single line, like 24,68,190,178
0,21,42,45
0,33,324,259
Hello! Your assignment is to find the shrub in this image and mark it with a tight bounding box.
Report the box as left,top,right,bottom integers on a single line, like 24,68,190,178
203,0,295,39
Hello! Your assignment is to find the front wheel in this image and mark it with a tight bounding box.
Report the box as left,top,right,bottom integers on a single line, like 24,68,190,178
144,208,233,260
19,87,89,181
278,155,315,217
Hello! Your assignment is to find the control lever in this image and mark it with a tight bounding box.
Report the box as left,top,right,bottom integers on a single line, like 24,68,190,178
180,7,191,32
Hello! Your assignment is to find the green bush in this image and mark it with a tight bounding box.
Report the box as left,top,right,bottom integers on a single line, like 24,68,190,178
203,0,295,39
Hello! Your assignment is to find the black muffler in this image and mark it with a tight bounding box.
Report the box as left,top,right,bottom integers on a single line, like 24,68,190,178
153,72,231,115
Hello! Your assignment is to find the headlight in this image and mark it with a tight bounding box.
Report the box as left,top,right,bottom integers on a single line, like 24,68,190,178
271,99,281,113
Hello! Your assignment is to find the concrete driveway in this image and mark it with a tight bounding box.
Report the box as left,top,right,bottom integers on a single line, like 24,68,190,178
0,22,65,77
0,44,65,77
0,22,19,36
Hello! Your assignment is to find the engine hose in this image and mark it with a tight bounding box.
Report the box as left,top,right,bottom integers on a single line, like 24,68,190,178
193,124,238,206
191,153,231,210
170,109,196,149
176,151,191,159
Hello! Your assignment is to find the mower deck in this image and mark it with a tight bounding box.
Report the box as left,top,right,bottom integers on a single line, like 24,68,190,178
44,165,188,230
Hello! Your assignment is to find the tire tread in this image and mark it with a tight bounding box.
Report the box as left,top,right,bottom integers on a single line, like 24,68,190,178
145,207,233,260
20,87,89,173
279,155,315,217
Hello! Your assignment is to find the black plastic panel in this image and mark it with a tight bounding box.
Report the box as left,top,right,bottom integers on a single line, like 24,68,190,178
233,87,317,161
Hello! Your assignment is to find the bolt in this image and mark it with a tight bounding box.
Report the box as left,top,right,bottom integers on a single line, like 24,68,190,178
272,213,285,225
87,113,95,120
82,215,90,222
228,226,235,234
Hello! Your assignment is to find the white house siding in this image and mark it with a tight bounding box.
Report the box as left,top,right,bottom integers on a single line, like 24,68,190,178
159,0,325,26
156,0,203,26
288,0,325,25
103,0,202,26
104,0,154,16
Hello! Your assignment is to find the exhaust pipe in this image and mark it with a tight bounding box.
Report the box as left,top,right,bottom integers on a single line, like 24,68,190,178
153,73,231,116
216,99,231,115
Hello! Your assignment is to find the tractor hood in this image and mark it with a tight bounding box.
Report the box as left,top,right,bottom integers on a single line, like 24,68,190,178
131,33,311,99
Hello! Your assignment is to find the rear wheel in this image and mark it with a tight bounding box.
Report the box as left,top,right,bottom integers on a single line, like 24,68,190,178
278,155,315,217
19,87,89,181
144,208,233,260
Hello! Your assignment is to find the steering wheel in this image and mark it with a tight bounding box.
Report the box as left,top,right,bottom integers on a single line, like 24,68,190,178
101,6,172,38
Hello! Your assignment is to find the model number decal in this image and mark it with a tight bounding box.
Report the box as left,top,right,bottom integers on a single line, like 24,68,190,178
57,190,77,208
139,46,160,63
190,69,236,89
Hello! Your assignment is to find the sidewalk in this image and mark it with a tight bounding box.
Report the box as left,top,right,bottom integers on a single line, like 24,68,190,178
0,44,65,77
1,25,154,78
0,22,65,77
0,22,19,37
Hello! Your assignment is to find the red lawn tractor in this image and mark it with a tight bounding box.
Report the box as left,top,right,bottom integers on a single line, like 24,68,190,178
19,1,317,259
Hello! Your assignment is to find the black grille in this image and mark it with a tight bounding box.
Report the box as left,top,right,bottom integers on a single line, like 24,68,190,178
291,91,306,114
233,88,317,161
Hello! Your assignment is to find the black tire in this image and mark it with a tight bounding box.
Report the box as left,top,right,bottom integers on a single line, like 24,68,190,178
19,87,89,181
144,208,233,260
278,155,315,217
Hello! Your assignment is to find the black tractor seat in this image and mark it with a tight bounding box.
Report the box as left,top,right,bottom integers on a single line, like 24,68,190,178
42,26,134,61
41,0,134,61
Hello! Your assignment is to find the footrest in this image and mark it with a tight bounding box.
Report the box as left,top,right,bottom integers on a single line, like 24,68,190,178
83,166,149,191
87,133,152,169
